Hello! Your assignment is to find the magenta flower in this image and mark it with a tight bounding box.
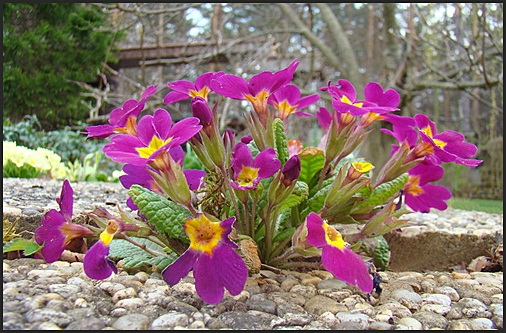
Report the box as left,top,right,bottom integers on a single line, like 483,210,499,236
403,162,452,213
210,59,299,120
323,80,400,116
230,142,281,190
83,220,119,280
34,180,94,263
305,212,373,293
163,71,225,104
162,214,248,304
414,114,482,167
380,115,418,147
84,85,157,139
103,108,202,165
268,84,319,120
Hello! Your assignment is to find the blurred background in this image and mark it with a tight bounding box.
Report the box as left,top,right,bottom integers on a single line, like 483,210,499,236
2,3,503,202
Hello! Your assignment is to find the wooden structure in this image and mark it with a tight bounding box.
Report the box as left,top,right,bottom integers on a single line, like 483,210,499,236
112,37,272,69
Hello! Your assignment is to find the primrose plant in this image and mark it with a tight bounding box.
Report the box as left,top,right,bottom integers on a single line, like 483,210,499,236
16,59,482,304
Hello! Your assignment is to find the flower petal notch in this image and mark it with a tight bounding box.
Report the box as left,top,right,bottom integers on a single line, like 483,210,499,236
162,214,248,304
230,142,280,190
305,212,373,293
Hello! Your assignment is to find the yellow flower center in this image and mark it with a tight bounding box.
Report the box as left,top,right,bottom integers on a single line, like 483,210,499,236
186,215,225,255
341,95,363,108
433,138,447,149
136,136,172,159
323,221,345,250
406,175,424,196
419,126,446,149
420,125,433,138
236,166,259,187
189,86,211,100
245,89,270,114
275,100,297,119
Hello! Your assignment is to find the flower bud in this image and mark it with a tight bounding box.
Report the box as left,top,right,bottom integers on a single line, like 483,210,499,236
280,154,301,187
191,96,213,126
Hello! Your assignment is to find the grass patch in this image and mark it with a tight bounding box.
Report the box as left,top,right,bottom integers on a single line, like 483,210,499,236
448,197,503,214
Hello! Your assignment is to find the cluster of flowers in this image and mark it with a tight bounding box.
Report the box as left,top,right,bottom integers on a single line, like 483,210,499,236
3,141,68,179
33,59,482,304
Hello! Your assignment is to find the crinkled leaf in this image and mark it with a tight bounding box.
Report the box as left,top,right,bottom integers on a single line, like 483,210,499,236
298,147,325,184
273,226,296,244
109,237,177,273
272,118,289,165
278,181,309,213
128,185,191,241
360,173,408,208
301,184,331,219
373,236,390,270
3,238,43,256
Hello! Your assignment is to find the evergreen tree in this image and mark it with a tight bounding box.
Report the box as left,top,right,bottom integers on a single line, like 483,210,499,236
3,3,119,130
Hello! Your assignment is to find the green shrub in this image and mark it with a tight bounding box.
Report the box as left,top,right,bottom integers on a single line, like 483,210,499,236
2,3,120,129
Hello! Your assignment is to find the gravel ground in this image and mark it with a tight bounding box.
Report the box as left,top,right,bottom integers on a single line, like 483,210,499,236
2,178,504,330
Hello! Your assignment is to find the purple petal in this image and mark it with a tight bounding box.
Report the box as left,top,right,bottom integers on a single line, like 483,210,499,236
166,80,195,93
195,71,225,90
193,252,224,304
409,162,444,184
317,107,332,130
269,59,299,93
56,180,74,221
210,75,250,100
34,209,67,263
214,244,248,296
84,124,115,139
305,212,327,248
164,91,192,104
152,108,173,140
184,169,206,191
219,217,238,248
254,148,280,179
364,82,400,108
328,79,357,102
436,130,478,159
83,241,117,280
231,142,254,175
321,246,373,293
162,249,198,286
170,145,185,166
119,164,155,189
405,183,452,213
135,114,157,146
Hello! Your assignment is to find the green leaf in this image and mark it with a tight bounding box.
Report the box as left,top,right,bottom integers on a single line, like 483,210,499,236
302,184,330,219
278,181,309,213
109,237,177,273
272,118,289,164
128,185,192,241
372,236,390,270
272,226,296,244
360,173,409,208
298,147,325,184
3,238,43,256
